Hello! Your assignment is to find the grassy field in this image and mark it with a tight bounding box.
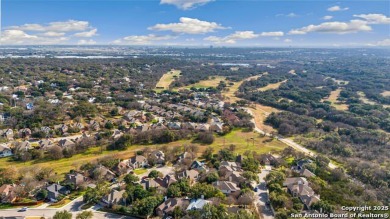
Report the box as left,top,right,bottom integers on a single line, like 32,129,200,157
0,129,287,176
133,168,148,175
155,70,181,92
322,88,349,111
257,80,287,92
209,129,286,154
222,75,261,103
176,76,226,90
248,104,280,132
381,91,390,97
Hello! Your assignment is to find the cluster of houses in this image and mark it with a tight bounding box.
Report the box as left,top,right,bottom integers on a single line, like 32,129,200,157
282,159,320,210
283,177,320,210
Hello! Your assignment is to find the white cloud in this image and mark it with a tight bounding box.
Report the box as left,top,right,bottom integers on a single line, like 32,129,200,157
148,17,226,34
284,39,292,43
160,0,214,10
204,30,284,44
204,31,259,44
0,30,68,45
322,16,333,20
353,14,390,24
112,34,175,45
276,13,298,18
367,38,390,47
2,20,96,45
8,20,91,32
41,31,66,37
288,20,371,35
327,6,349,12
74,28,98,37
77,39,97,45
259,31,284,37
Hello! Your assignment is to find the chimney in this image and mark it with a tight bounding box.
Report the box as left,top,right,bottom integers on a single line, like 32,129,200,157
55,184,58,192
164,196,167,201
201,195,204,199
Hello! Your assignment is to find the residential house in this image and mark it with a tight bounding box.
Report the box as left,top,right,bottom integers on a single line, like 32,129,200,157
111,130,123,139
46,184,69,201
65,172,88,188
0,184,16,203
259,153,278,166
102,189,126,206
156,174,177,188
190,160,209,172
0,145,13,157
141,178,162,190
178,152,195,163
224,171,245,184
283,177,308,187
2,129,14,140
210,122,224,133
283,177,320,209
38,139,53,150
156,198,190,217
182,122,197,130
114,159,133,175
18,128,32,138
129,155,148,169
196,124,210,132
299,169,316,178
292,159,314,171
167,122,181,130
176,170,199,184
54,124,68,134
92,165,117,181
58,139,75,148
212,181,240,195
40,126,51,135
88,120,100,131
149,150,165,165
73,122,84,130
15,141,32,151
186,198,211,211
219,161,242,172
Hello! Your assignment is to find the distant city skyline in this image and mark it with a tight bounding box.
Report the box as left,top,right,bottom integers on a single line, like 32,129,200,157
1,0,389,47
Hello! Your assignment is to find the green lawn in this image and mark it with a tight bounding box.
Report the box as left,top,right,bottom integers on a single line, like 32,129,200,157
133,168,148,175
0,129,287,176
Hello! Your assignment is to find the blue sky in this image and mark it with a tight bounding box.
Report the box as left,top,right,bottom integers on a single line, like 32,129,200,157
1,0,389,47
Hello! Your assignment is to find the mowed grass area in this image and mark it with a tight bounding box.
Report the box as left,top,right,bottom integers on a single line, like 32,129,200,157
357,91,390,108
322,88,349,111
0,146,138,176
175,76,226,91
248,104,279,132
210,129,286,154
257,80,287,92
222,75,261,103
380,91,390,97
155,69,181,92
0,129,287,176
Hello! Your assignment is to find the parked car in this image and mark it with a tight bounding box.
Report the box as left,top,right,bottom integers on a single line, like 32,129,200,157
18,207,28,212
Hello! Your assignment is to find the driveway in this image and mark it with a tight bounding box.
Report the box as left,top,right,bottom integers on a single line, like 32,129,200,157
136,165,175,179
255,165,274,219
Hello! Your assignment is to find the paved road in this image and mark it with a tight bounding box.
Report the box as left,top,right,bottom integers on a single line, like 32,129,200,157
244,107,336,170
255,165,274,219
0,196,134,219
